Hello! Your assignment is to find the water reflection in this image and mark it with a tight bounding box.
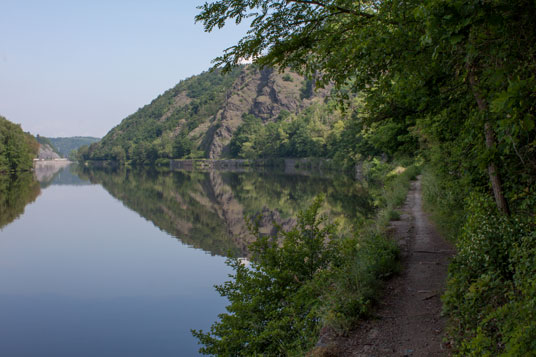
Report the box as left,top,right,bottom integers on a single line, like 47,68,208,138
1,163,91,230
76,167,374,256
35,161,90,188
0,173,41,229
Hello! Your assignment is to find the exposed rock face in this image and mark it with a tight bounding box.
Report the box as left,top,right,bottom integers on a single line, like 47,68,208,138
208,67,330,158
37,144,61,160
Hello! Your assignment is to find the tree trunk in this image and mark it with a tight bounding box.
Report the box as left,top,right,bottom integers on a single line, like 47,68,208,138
468,69,510,215
484,122,510,215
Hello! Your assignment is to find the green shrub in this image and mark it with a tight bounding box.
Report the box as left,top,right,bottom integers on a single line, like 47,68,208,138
282,74,293,82
443,192,536,355
421,167,465,242
321,231,399,333
154,158,170,167
192,197,337,355
193,187,403,354
388,210,401,221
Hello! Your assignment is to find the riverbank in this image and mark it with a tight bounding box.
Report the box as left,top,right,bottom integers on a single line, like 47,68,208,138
81,157,346,175
192,159,423,355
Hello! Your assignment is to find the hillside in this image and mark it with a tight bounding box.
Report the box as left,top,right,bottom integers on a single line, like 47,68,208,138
78,65,334,163
0,116,39,173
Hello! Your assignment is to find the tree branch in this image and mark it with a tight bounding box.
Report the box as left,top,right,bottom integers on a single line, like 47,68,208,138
286,0,375,19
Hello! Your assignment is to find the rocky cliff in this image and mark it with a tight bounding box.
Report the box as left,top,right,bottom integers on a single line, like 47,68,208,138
37,143,61,160
207,67,330,158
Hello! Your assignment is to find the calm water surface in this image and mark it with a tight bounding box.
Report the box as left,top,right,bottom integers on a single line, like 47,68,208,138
0,164,370,356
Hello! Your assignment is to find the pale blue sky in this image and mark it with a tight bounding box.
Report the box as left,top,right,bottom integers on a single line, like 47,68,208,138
0,0,248,137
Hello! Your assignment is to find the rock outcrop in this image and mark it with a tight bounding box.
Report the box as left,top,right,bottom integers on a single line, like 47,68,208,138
208,67,330,158
37,143,61,160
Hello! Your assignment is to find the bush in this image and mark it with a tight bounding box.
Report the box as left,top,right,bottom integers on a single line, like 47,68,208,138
321,231,399,333
192,197,338,355
154,158,170,167
443,192,536,355
421,167,465,241
282,74,293,82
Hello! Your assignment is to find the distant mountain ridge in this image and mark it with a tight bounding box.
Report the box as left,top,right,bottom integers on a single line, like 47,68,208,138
78,65,332,163
47,136,100,158
36,135,100,160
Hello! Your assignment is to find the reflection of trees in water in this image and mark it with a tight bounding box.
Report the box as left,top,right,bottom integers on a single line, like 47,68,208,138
223,171,375,228
77,167,243,256
0,173,41,229
76,167,374,257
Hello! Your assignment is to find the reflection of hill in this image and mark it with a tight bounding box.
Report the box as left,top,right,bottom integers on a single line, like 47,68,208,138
0,173,41,229
224,170,375,229
77,167,374,257
78,168,245,256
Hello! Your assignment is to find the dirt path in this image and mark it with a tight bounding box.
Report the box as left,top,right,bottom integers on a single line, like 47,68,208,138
336,177,454,356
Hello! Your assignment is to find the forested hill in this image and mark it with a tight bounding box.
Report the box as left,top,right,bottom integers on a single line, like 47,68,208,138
0,116,39,173
78,65,337,164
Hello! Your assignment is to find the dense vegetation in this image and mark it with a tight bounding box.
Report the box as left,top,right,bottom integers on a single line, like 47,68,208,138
46,136,100,158
227,97,409,166
194,0,536,355
0,116,39,173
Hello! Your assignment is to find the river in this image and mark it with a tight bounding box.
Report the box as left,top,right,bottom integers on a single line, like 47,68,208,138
0,163,372,356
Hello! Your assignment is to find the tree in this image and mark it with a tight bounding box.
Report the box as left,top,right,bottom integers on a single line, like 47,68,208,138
172,132,193,158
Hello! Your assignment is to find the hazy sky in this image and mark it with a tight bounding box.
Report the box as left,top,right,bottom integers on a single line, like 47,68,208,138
0,0,249,137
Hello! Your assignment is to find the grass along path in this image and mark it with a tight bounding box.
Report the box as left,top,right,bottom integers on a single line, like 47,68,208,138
336,176,454,356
